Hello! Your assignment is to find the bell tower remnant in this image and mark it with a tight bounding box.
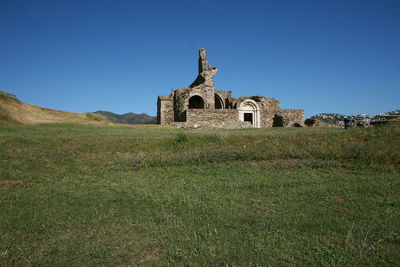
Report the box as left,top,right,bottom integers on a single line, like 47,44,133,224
190,48,218,89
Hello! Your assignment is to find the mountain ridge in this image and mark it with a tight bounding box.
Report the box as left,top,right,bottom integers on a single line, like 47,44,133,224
94,111,156,124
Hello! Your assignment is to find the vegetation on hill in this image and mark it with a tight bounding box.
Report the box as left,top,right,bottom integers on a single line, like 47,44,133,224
0,124,399,265
0,91,21,103
94,110,156,124
0,92,21,124
0,92,110,125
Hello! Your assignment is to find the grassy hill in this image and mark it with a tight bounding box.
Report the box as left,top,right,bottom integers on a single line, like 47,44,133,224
0,92,109,125
0,123,399,265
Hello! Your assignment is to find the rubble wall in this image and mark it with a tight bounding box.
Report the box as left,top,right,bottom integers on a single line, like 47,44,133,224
186,109,251,129
257,98,281,128
173,87,215,122
157,97,174,124
281,109,304,126
259,110,276,127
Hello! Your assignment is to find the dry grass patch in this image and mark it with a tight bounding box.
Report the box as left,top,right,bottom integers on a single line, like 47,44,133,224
0,93,111,125
0,179,32,189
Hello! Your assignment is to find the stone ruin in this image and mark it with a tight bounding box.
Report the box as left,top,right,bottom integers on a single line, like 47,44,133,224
305,110,400,128
157,48,304,129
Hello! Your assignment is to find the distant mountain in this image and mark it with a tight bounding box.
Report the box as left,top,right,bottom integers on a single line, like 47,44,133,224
94,111,156,124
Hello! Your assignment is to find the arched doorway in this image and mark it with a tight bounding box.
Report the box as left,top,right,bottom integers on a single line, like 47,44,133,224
188,95,204,109
238,99,260,128
215,94,223,109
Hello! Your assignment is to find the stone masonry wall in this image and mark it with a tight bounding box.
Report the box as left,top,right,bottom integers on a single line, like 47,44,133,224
256,97,281,128
259,110,276,128
174,87,215,122
231,96,281,128
186,109,251,129
157,97,174,124
280,109,304,126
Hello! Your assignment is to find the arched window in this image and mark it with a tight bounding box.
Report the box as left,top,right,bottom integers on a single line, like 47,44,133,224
215,94,223,109
188,95,204,109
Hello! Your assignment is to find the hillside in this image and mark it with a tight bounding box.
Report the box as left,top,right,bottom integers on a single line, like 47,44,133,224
0,92,109,125
94,110,156,124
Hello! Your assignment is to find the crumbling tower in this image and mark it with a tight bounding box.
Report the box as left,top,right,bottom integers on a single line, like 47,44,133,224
190,48,218,89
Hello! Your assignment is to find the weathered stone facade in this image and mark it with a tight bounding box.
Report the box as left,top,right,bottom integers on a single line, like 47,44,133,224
157,48,304,129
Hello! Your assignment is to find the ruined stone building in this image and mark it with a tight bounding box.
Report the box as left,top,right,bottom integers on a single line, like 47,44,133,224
157,48,304,128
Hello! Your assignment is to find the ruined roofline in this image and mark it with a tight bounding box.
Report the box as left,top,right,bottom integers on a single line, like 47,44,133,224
214,90,232,93
281,108,304,111
158,95,170,100
233,95,279,102
189,48,217,88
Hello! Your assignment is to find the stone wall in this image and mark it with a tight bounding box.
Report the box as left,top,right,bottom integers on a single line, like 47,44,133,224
185,109,251,129
157,96,174,124
280,109,304,126
231,96,281,128
173,86,216,122
256,97,281,128
259,110,276,127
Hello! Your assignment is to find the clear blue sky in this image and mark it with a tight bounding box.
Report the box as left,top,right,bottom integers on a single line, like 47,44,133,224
1,0,399,118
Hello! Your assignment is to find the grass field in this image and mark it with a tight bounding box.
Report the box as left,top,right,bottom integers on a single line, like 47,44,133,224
1,124,399,265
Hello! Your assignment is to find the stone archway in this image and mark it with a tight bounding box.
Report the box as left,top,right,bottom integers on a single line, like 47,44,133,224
188,95,204,109
238,99,260,128
214,94,223,109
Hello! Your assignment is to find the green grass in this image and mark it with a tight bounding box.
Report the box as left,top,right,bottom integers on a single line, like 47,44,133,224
0,124,399,265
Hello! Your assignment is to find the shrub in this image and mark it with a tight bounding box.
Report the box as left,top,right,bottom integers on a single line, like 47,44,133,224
86,113,106,121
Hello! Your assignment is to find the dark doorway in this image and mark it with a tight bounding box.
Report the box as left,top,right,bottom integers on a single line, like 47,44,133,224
225,98,230,109
272,114,284,127
244,113,253,124
215,94,223,109
188,95,204,109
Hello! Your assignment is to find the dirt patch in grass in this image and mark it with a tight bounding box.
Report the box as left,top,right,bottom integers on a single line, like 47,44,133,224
248,159,353,173
127,247,168,265
0,179,32,189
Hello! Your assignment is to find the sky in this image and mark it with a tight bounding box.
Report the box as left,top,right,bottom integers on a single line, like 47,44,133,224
1,0,399,118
